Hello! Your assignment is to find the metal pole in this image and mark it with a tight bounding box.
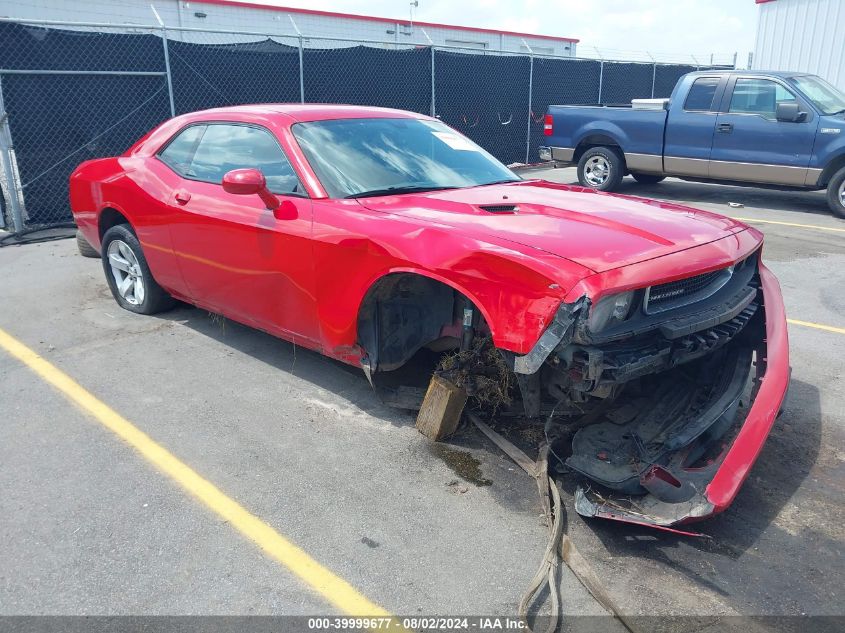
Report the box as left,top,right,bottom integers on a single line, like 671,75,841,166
0,75,25,232
522,39,534,165
0,69,166,76
421,29,435,117
598,60,604,104
691,54,700,71
150,6,176,117
290,16,305,103
430,46,436,117
647,52,656,99
298,37,305,103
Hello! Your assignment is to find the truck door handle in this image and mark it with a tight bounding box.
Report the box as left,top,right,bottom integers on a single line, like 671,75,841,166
174,190,191,205
717,123,734,133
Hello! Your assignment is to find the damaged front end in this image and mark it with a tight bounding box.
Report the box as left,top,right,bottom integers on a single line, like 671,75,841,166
507,251,790,528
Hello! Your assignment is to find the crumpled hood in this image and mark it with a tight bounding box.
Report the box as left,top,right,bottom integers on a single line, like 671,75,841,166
358,181,748,273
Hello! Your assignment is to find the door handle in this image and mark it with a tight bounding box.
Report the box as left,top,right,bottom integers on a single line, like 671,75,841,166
174,190,191,205
717,123,734,133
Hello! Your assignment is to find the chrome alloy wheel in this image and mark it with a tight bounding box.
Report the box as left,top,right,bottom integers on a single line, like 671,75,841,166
584,155,610,187
839,179,845,207
107,239,145,306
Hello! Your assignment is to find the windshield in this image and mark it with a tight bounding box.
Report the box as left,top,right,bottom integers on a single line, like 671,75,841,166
291,117,520,198
790,75,845,115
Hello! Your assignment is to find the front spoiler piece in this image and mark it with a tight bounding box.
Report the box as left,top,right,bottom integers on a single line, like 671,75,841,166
574,263,790,529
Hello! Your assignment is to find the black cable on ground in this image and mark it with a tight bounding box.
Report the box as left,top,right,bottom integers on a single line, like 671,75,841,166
467,411,641,633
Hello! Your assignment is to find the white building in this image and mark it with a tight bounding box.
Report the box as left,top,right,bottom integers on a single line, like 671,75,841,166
0,0,579,55
753,0,845,90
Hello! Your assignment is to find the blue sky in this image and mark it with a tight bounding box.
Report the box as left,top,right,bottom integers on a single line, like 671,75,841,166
262,0,760,63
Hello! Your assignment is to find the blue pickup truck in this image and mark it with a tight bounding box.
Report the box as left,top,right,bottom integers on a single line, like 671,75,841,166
540,70,845,218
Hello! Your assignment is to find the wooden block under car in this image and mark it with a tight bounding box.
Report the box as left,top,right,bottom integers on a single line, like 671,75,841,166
415,374,468,441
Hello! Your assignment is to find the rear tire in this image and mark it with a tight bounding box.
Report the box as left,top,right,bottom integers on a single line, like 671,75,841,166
577,146,625,192
631,173,665,185
101,224,175,315
76,230,99,258
826,166,845,219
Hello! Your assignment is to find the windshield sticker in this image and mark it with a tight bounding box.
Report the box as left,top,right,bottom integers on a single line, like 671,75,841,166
433,131,479,151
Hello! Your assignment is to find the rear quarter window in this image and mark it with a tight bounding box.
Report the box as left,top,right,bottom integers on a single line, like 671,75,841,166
684,77,720,111
158,125,205,175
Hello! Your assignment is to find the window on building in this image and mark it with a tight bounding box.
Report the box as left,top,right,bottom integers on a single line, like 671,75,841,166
444,39,487,50
729,78,798,120
683,77,720,111
520,45,555,55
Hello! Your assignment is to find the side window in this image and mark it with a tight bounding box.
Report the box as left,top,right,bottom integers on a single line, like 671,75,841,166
684,77,720,111
159,125,205,176
180,124,303,195
729,78,797,119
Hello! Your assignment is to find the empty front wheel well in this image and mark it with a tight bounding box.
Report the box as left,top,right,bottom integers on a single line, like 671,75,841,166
818,154,845,187
356,273,485,372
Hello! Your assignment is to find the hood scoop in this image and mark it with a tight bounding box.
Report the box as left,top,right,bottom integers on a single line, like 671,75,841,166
478,203,519,214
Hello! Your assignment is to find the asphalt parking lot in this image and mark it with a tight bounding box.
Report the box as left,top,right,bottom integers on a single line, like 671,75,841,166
1,169,843,630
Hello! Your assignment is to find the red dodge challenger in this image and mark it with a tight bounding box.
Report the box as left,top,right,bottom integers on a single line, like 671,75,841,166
70,104,790,529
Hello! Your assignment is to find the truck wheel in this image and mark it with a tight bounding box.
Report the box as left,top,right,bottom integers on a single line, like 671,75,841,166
76,230,100,258
101,224,175,315
827,166,845,219
631,173,665,185
577,147,625,192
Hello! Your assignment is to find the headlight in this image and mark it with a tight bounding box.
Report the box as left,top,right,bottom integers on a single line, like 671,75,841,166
588,291,634,333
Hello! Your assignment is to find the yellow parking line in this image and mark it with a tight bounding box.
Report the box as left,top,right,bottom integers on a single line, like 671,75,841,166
788,318,845,335
731,216,845,233
0,326,390,618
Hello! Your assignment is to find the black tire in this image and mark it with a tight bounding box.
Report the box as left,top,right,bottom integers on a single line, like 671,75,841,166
631,173,666,185
826,166,845,219
577,146,625,192
100,223,175,315
76,230,100,258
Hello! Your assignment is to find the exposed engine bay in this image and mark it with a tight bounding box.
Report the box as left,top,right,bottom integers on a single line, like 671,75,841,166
498,250,768,526
369,249,779,528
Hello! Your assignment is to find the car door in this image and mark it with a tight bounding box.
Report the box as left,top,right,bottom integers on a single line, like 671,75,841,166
158,122,319,345
663,75,725,178
709,76,818,185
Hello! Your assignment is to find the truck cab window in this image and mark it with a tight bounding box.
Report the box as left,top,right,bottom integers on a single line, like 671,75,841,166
729,78,797,120
684,77,720,111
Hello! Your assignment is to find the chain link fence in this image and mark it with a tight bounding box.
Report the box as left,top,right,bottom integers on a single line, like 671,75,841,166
0,18,732,233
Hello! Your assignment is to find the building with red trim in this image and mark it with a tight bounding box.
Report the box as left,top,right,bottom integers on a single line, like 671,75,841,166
753,0,844,90
3,0,579,56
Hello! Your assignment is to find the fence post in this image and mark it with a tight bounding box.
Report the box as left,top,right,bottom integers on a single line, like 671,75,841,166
522,39,534,165
289,16,305,103
430,46,436,117
0,75,25,232
598,60,604,104
691,54,700,71
646,52,656,99
422,29,435,117
150,6,176,116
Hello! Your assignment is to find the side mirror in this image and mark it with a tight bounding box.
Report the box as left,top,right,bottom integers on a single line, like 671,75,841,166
776,102,806,122
222,168,280,210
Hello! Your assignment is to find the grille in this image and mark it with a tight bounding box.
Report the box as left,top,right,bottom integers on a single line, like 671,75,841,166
646,269,726,310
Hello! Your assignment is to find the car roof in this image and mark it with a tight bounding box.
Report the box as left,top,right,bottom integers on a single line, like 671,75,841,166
175,103,428,124
686,69,811,80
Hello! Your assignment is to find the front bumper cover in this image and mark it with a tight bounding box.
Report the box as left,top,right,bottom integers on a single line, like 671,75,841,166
573,263,790,528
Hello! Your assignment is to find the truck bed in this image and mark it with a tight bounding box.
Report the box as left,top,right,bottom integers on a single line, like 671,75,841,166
546,104,667,159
